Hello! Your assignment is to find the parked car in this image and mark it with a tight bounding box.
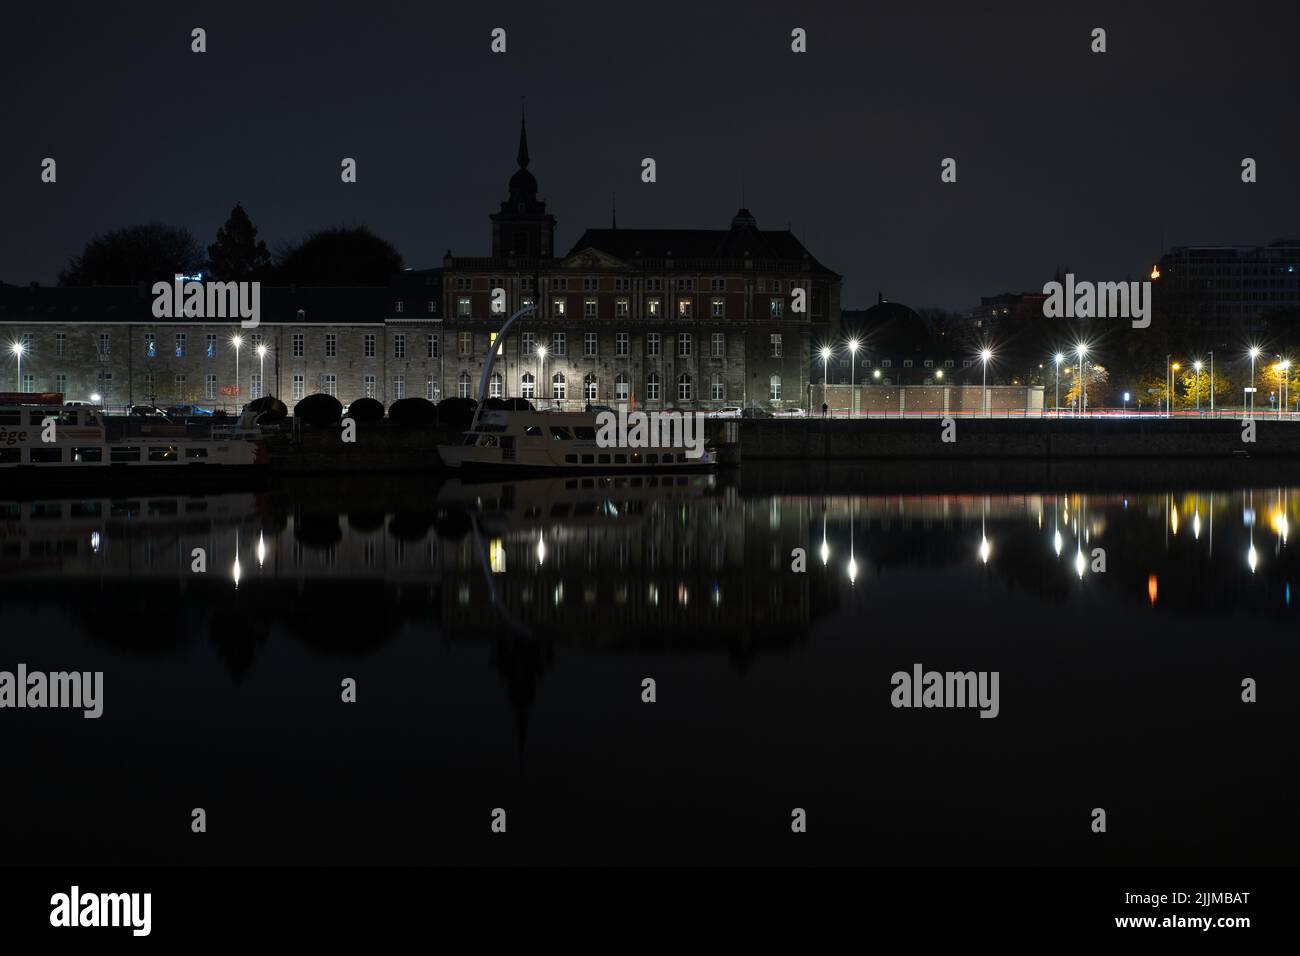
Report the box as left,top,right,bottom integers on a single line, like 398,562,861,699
63,400,105,415
707,406,743,418
128,404,175,422
169,403,215,417
586,403,614,414
741,406,773,419
772,407,808,418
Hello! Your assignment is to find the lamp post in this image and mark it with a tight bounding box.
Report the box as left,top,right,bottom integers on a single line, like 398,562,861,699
231,335,243,412
10,342,24,391
1054,353,1063,417
1076,344,1087,417
1171,362,1180,417
1164,353,1171,418
256,344,268,400
1283,360,1292,417
980,348,992,417
1122,391,1130,414
1249,346,1261,416
536,345,547,403
1193,360,1202,414
1209,351,1215,415
848,339,860,418
820,346,832,417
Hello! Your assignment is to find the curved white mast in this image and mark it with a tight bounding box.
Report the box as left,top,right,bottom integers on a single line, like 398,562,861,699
468,303,536,432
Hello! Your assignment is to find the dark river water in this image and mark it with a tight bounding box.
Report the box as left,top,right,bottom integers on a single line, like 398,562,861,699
1,463,1296,865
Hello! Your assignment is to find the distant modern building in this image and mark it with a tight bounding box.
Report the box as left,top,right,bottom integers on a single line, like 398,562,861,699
0,113,843,413
1156,240,1300,333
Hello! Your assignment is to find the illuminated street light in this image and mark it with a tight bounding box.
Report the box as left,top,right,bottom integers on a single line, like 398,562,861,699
980,348,992,417
231,335,244,410
1054,352,1064,417
848,339,860,418
10,341,25,391
1075,344,1088,417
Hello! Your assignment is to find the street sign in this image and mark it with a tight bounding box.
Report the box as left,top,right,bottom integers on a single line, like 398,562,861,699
1244,387,1258,393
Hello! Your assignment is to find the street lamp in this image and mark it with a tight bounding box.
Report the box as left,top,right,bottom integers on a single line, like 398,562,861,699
1054,352,1064,417
1193,360,1202,413
1171,362,1181,418
1209,351,1215,414
848,339,860,418
820,346,832,416
1075,344,1087,417
536,345,548,402
256,344,268,399
10,342,24,391
1122,391,1131,414
1249,346,1261,416
231,335,244,411
1282,359,1292,417
980,348,992,417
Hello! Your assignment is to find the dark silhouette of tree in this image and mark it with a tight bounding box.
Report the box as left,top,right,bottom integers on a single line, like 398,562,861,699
273,226,404,285
58,223,204,286
207,203,271,281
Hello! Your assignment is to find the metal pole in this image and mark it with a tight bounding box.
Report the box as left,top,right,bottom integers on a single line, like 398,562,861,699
1210,351,1214,415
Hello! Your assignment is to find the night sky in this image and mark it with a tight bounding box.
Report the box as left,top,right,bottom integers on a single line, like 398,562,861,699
2,1,1298,310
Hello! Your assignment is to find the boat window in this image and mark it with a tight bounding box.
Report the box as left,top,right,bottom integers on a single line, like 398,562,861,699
0,449,19,464
57,410,79,426
631,452,641,463
148,500,179,515
185,448,208,459
581,454,594,464
549,503,571,517
30,448,62,464
564,454,578,464
461,434,478,446
614,454,627,464
573,426,597,440
29,411,50,426
148,446,179,462
185,501,209,512
478,435,498,447
477,423,507,432
598,454,611,465
71,503,102,517
0,411,19,425
73,447,103,463
110,447,142,463
580,478,595,489
30,503,62,519
646,454,659,464
550,427,573,440
524,425,543,436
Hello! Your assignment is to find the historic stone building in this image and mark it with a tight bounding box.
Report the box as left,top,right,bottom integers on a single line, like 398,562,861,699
0,115,842,413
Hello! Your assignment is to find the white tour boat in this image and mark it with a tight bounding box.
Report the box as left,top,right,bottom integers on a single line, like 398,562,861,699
0,401,268,481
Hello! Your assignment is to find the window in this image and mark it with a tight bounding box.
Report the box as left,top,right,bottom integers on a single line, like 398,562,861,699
109,447,140,463
770,298,784,317
903,359,913,368
646,278,662,292
552,332,567,356
711,277,725,292
394,301,404,314
881,359,893,368
770,333,783,358
584,375,598,401
458,332,473,355
143,373,155,397
614,277,630,292
427,301,436,314
677,299,693,319
322,373,337,396
426,376,439,401
679,278,695,291
711,299,724,318
174,374,187,397
72,447,101,463
487,374,501,399
583,277,599,292
458,371,472,398
292,333,304,357
552,373,567,399
647,332,660,356
206,373,219,399
144,333,156,358
678,333,691,357
394,334,406,359
364,375,376,398
712,333,725,357
587,298,601,319
945,359,955,369
54,373,67,395
95,370,113,393
55,333,65,357
521,372,535,399
174,333,186,358
550,426,573,440
148,446,178,462
923,360,934,368
552,297,567,318
206,334,216,358
455,276,471,291
520,331,535,356
394,375,406,400
616,332,629,356
552,277,568,291
711,376,724,401
647,298,661,317
250,373,261,399
615,372,629,401
677,373,692,402
364,334,376,358
647,372,660,401
457,297,472,317
584,332,597,357
772,280,783,293
769,375,782,401
615,299,629,318
428,334,440,359
962,359,973,368
98,333,111,356
292,375,304,400
31,448,62,464
325,334,337,358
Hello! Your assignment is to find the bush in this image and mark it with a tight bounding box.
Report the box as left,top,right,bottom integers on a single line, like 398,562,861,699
248,395,287,424
346,397,384,424
388,397,438,425
435,397,478,430
294,393,343,426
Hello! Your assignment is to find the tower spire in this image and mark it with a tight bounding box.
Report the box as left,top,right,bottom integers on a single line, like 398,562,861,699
611,193,617,230
517,99,530,169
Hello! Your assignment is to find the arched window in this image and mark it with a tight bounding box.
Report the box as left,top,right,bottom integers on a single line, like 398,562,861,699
584,373,598,401
647,371,660,402
489,373,503,399
678,373,692,402
458,371,471,398
552,372,567,400
769,375,782,401
615,372,629,402
521,372,535,399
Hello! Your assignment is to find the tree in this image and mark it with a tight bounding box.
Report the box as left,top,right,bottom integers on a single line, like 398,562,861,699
272,226,404,285
207,204,271,281
59,223,204,286
1064,363,1109,409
